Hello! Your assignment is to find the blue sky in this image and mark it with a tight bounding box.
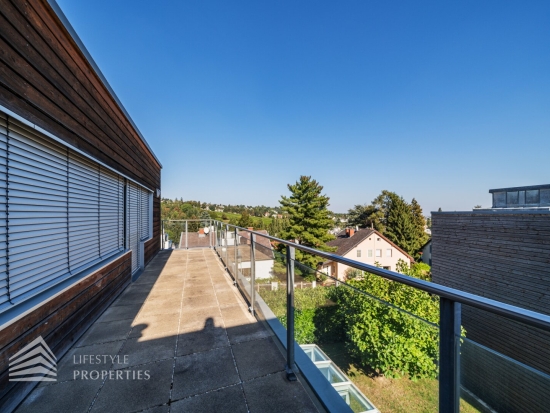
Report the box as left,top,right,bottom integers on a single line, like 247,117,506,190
57,0,550,213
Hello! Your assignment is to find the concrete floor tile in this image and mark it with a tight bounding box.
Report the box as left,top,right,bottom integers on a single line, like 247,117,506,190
220,304,255,327
156,275,185,285
148,280,184,292
181,294,218,309
180,305,221,322
16,377,100,413
182,285,214,297
113,335,177,368
149,282,183,292
130,314,179,339
77,319,133,347
145,289,182,302
112,290,150,307
172,347,239,400
159,266,186,276
137,304,179,319
243,372,318,413
54,340,125,382
215,291,241,308
232,337,285,381
177,318,229,356
96,304,142,323
170,384,248,413
227,322,272,344
16,249,320,412
213,283,235,292
91,359,173,413
139,404,170,413
184,279,213,288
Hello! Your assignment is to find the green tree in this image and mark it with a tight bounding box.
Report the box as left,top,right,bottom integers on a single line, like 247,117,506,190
385,195,418,256
279,176,336,269
370,190,401,233
410,198,429,256
200,210,211,227
237,210,253,228
267,217,290,238
347,204,377,228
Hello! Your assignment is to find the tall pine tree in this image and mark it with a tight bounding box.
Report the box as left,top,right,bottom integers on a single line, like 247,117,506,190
410,198,429,253
279,176,336,268
385,195,418,257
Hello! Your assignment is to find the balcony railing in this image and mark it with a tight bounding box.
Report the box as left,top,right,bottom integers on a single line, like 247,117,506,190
162,219,550,413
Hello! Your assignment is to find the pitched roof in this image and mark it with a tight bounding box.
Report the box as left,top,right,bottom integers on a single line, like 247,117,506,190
327,228,376,256
237,230,272,250
326,228,414,262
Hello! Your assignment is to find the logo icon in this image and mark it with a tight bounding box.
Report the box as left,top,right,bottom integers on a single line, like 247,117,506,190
9,336,57,382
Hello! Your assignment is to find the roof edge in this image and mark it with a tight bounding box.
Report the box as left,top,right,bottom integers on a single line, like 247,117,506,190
46,0,162,168
489,184,550,193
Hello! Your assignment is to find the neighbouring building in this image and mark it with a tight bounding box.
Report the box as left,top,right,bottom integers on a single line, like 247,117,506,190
321,228,413,280
420,239,432,266
0,1,161,410
431,184,550,413
237,230,274,279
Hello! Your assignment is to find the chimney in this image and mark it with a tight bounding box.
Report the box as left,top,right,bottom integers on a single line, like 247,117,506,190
346,228,354,237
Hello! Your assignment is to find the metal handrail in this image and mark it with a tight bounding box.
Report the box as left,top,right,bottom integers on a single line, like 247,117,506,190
204,220,550,332
164,218,550,412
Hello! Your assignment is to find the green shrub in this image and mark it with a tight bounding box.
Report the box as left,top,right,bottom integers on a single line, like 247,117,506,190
260,287,341,344
336,275,440,379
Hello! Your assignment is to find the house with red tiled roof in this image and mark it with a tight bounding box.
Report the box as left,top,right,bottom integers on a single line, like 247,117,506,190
321,228,414,280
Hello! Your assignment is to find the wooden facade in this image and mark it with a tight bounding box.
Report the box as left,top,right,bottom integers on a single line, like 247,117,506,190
0,252,132,412
0,0,161,409
432,211,550,412
0,0,161,245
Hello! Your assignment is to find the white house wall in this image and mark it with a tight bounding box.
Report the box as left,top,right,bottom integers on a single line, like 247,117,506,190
335,235,411,280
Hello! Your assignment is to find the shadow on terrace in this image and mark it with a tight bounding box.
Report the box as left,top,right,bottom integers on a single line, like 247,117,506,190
16,249,320,413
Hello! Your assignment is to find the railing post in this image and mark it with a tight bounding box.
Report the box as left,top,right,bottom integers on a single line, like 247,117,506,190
250,233,255,316
185,220,188,249
209,220,212,248
234,227,238,281
440,297,461,413
285,245,297,381
225,224,230,273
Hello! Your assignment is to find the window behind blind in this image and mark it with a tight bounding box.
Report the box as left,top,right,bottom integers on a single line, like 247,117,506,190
0,113,133,313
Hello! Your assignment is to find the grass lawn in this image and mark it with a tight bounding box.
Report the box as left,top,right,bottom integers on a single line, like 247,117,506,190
320,343,482,413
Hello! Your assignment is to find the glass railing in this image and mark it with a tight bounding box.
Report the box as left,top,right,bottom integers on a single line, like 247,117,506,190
457,308,550,412
165,220,550,413
162,219,213,249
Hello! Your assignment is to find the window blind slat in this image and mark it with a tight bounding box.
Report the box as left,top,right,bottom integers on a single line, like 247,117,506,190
0,114,129,313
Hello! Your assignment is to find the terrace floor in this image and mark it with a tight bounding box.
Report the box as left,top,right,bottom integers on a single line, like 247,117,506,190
16,249,320,413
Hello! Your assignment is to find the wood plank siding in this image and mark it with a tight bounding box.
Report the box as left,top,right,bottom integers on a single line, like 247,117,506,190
0,1,161,410
0,0,161,253
0,0,161,190
0,252,132,412
432,212,550,412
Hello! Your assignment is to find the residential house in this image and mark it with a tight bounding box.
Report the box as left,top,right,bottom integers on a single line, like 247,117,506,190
237,230,274,279
321,228,413,280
